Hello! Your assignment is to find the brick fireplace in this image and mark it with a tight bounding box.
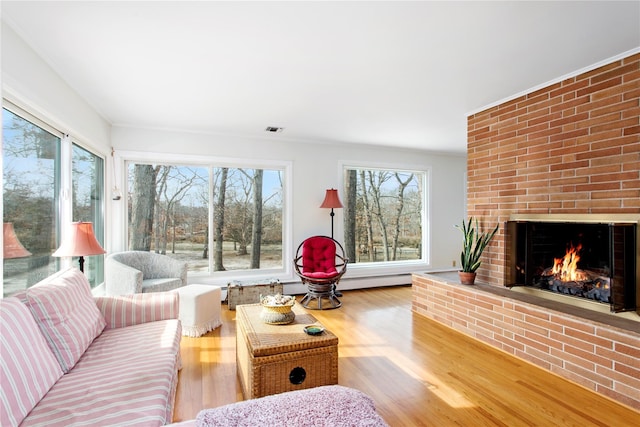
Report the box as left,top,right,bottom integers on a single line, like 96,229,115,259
413,52,640,409
505,213,639,313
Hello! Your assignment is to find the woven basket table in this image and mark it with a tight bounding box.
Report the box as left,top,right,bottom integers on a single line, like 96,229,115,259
236,303,339,399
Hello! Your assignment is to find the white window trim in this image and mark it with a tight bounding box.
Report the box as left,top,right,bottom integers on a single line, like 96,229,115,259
338,160,432,277
2,101,106,284
115,150,293,285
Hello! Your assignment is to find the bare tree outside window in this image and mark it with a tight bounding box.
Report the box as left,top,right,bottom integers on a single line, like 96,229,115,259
130,164,158,251
127,162,283,274
213,167,228,271
344,169,358,262
343,167,423,264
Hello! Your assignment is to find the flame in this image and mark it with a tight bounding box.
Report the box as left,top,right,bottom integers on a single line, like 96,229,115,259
551,243,584,282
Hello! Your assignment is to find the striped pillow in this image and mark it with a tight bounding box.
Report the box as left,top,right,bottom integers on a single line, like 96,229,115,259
0,297,63,427
95,291,179,329
24,268,106,373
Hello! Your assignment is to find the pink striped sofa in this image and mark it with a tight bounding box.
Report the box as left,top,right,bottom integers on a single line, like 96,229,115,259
0,267,182,427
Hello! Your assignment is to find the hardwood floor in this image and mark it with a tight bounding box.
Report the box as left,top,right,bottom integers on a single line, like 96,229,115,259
173,285,640,426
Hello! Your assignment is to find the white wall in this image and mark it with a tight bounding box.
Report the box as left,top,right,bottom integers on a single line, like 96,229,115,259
1,24,111,151
111,126,466,288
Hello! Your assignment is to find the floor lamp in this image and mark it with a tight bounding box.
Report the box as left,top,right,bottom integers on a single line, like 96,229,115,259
53,222,106,272
320,188,343,239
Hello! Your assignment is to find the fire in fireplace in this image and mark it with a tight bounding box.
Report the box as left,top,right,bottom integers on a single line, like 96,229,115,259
537,243,611,304
506,214,639,313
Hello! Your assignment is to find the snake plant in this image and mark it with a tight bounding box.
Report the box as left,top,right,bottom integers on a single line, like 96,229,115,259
455,217,499,273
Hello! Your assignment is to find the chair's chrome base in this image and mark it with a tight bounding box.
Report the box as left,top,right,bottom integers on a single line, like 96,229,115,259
299,282,342,310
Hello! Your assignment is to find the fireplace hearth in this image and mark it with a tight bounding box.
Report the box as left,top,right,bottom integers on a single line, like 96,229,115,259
506,214,639,314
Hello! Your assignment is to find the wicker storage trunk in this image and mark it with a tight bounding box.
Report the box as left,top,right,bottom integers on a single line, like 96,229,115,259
227,279,282,310
236,303,338,399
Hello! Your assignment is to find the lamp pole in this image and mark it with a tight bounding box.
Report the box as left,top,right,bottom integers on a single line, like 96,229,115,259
329,208,336,239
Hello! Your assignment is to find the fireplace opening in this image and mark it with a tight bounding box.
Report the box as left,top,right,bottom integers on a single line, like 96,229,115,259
506,216,638,313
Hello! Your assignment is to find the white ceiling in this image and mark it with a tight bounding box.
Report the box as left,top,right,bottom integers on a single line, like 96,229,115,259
2,1,639,154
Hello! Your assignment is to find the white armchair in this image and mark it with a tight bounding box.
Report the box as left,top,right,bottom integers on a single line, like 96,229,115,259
105,251,187,296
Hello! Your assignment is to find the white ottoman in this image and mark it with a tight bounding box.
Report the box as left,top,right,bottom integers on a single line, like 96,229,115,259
176,284,222,337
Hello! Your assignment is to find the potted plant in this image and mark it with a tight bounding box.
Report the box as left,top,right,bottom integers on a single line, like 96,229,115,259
455,217,499,285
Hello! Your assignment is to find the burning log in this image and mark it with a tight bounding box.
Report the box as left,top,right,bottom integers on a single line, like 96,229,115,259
539,267,610,303
536,243,611,303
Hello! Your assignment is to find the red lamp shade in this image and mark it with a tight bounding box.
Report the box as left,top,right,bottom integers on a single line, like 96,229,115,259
319,189,343,209
53,222,105,272
3,223,32,259
319,189,343,239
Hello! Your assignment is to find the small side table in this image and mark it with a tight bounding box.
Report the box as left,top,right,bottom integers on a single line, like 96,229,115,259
176,284,222,337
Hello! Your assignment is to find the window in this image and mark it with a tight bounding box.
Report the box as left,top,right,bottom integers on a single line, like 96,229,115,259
72,144,105,286
342,166,426,266
2,105,105,296
3,108,60,295
126,162,284,276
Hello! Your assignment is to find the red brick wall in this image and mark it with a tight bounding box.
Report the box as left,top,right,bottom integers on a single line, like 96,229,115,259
467,53,640,285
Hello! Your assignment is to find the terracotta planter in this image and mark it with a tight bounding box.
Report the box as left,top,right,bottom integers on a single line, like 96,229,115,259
458,271,477,285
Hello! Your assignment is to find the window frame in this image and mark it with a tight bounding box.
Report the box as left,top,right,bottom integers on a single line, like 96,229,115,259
71,142,106,286
340,160,431,276
119,150,293,283
2,100,106,292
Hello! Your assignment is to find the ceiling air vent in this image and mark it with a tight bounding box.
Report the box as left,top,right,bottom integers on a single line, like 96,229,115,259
265,126,284,133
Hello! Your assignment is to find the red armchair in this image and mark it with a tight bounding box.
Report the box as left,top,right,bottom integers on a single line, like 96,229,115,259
294,236,348,309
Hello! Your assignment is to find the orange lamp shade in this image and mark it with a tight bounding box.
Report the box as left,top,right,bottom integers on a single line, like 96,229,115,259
3,223,32,259
53,222,106,258
319,189,343,209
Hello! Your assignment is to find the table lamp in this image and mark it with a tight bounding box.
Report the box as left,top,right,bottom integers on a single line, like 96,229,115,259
53,222,106,272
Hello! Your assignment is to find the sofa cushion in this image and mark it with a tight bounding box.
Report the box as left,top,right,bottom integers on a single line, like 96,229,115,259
22,319,182,427
142,277,183,293
24,268,106,373
0,297,64,427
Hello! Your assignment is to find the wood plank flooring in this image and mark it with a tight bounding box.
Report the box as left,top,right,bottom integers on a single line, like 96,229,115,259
173,285,640,426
